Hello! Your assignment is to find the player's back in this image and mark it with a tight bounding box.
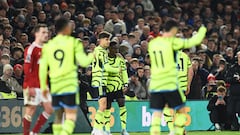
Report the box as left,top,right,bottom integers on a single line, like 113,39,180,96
23,43,42,89
43,35,79,95
148,37,178,92
177,51,191,91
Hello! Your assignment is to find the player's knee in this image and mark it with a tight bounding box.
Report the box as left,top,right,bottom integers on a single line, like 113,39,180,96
24,114,32,121
65,110,77,121
25,106,36,116
177,106,186,113
45,107,53,115
54,109,64,123
99,104,107,111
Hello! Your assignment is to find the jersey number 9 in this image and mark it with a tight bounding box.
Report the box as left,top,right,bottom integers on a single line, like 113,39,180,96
54,49,65,67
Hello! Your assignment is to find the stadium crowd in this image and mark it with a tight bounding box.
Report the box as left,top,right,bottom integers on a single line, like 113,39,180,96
0,0,238,99
0,0,239,131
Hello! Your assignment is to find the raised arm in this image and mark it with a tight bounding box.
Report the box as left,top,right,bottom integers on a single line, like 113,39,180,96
74,39,94,67
173,26,207,50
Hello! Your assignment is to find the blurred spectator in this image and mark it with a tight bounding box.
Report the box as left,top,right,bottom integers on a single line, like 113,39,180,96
132,44,144,61
136,67,148,99
225,51,240,130
197,50,212,71
127,58,139,77
149,23,161,38
126,73,145,100
210,54,223,73
0,54,10,76
207,86,231,131
140,25,150,41
13,64,23,86
213,58,228,80
201,74,217,100
104,10,126,34
206,39,218,60
188,58,209,99
0,64,22,98
224,47,235,65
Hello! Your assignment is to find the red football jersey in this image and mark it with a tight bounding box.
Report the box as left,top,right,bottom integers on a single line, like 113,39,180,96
23,42,42,89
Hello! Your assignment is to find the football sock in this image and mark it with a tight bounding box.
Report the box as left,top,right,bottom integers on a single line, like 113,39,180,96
104,109,111,132
32,111,50,133
174,113,187,135
52,124,62,135
150,116,161,135
23,115,31,135
60,119,75,135
163,107,174,133
93,110,104,130
120,106,127,130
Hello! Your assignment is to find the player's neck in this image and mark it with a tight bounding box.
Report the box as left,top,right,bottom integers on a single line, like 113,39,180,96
162,32,174,37
34,40,43,46
99,44,106,49
109,53,116,58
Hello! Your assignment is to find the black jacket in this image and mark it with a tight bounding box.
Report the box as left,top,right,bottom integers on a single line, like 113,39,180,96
226,63,240,96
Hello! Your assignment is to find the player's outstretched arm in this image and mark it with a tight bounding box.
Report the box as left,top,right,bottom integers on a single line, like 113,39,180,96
39,45,49,91
75,39,94,67
173,25,207,50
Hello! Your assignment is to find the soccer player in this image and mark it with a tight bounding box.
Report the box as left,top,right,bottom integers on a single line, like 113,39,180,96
91,31,122,135
39,17,94,135
148,19,206,135
104,40,129,135
23,24,53,135
163,50,193,135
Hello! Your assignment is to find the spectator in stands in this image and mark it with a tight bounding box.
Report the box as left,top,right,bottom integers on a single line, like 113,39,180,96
213,58,228,80
201,74,217,100
13,64,23,86
149,23,161,38
188,58,209,99
224,47,235,65
136,67,148,99
207,86,231,131
140,25,150,41
197,50,212,71
225,51,240,130
104,10,126,34
0,64,22,98
210,54,223,73
132,44,144,61
127,58,139,77
0,54,10,76
206,39,218,60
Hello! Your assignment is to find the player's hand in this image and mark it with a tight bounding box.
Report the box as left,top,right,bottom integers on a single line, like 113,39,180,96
123,87,128,94
185,86,190,95
42,90,49,99
215,100,221,106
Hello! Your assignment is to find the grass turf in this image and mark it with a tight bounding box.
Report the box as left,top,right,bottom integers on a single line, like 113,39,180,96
5,131,240,135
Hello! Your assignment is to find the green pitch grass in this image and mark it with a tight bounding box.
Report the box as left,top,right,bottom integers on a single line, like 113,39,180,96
6,131,240,135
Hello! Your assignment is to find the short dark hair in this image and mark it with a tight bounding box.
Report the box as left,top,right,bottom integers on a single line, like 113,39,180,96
55,17,70,33
164,19,179,32
109,40,118,47
98,31,111,39
33,23,47,33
